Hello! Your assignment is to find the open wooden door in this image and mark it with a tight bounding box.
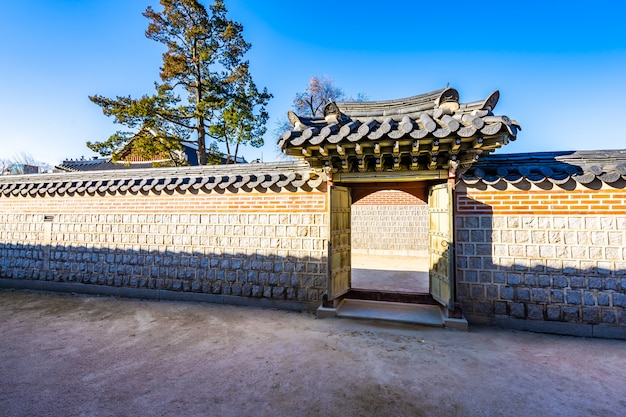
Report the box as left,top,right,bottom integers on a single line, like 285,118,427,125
328,186,351,299
428,183,455,309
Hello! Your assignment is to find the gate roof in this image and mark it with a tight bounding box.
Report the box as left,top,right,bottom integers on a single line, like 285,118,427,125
279,87,520,174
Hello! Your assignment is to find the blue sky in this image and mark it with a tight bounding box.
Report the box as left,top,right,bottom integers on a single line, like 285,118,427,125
1,0,625,166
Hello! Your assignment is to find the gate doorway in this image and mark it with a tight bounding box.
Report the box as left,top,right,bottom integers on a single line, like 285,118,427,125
351,188,430,294
328,180,455,310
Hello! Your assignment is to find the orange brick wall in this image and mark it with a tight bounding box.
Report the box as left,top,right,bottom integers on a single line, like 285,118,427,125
457,189,626,215
0,191,328,214
353,190,426,205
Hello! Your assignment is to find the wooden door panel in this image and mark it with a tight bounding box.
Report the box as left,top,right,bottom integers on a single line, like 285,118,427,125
329,186,351,299
429,183,454,309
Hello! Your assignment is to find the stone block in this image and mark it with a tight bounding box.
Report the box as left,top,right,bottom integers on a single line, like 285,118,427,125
531,288,548,303
581,291,595,306
500,286,514,300
597,292,610,306
553,275,568,288
608,232,623,246
562,307,579,322
582,307,600,324
506,273,522,285
476,244,491,255
546,305,561,321
516,288,530,302
588,277,603,289
471,230,485,242
605,247,621,260
527,304,544,320
508,246,524,257
221,283,232,295
570,276,585,289
469,257,482,269
486,285,498,299
604,278,619,291
474,301,492,315
591,231,608,246
456,230,469,242
551,289,564,303
471,285,484,298
613,293,626,308
231,283,242,296
524,274,537,286
263,286,272,298
565,290,582,305
494,301,507,315
601,309,616,324
539,245,555,258
510,302,525,318
567,217,582,229
526,245,539,258
528,230,548,245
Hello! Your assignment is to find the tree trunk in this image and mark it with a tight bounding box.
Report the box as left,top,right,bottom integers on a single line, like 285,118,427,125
197,118,207,165
193,39,208,166
233,141,240,164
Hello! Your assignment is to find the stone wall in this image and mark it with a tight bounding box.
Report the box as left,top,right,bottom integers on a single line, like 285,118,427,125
351,190,428,256
0,165,328,311
455,184,626,336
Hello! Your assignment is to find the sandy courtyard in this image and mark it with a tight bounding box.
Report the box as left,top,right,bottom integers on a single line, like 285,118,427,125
1,290,625,417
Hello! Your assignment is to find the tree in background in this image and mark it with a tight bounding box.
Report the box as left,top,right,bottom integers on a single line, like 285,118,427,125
293,75,347,118
88,0,271,165
275,75,367,146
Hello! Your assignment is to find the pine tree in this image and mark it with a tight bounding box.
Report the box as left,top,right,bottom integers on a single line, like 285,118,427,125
88,0,271,165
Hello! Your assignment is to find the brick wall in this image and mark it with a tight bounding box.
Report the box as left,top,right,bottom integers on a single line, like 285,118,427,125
456,185,626,331
0,187,329,311
351,190,428,256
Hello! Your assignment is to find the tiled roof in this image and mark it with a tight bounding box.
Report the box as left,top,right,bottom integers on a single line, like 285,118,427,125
55,158,154,172
0,161,323,197
279,87,520,172
460,150,626,187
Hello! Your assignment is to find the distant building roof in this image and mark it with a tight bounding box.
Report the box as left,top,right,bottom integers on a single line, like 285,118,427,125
55,157,155,172
56,153,248,173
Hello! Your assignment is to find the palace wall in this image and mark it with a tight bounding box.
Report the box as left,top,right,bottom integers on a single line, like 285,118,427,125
351,190,429,256
0,164,328,311
455,181,626,337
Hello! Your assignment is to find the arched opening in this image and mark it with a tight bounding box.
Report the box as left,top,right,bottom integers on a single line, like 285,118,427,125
350,188,430,294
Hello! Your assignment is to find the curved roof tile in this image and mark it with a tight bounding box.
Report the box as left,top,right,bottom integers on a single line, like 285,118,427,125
460,150,626,188
0,161,324,197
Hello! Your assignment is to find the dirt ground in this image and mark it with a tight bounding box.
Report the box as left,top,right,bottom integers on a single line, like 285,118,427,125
1,290,625,417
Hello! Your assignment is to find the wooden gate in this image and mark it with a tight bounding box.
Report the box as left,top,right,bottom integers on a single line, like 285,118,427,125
428,183,455,309
328,186,351,299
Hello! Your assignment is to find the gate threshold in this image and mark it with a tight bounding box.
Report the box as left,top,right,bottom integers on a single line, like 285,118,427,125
318,298,468,330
